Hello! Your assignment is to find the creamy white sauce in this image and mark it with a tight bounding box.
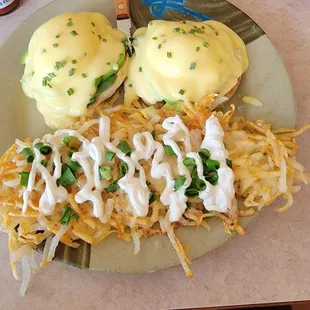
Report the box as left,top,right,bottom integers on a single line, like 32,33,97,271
17,114,234,221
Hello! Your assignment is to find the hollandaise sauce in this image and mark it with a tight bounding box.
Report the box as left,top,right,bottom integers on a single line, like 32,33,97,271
125,20,249,106
20,12,127,129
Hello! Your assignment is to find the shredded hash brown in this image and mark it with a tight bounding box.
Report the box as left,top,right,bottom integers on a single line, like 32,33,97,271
0,101,309,284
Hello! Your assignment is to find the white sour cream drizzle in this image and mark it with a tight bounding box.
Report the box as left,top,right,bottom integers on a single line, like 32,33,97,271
16,114,234,222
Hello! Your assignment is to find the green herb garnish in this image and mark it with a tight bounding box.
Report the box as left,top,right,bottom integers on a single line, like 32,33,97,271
119,162,128,177
53,43,58,48
70,30,78,36
82,73,87,78
22,148,34,163
167,52,172,58
71,59,77,64
99,166,111,180
105,151,116,161
179,89,185,95
174,176,186,191
67,88,74,96
183,157,196,167
164,145,175,156
118,141,132,156
58,167,77,187
105,181,119,193
149,192,158,204
69,68,75,76
190,62,196,70
19,171,30,187
60,205,72,226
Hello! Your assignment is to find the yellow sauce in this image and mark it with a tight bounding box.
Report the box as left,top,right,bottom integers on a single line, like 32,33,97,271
125,20,249,106
21,12,126,129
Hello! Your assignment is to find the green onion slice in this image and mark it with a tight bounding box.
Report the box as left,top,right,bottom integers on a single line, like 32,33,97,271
105,151,116,161
19,171,30,187
164,145,176,156
185,188,199,198
41,160,48,167
22,148,34,163
174,176,186,191
118,141,132,156
67,160,81,172
58,167,77,187
198,149,210,162
183,157,196,167
226,159,232,168
119,162,128,177
105,181,119,193
205,159,220,171
60,205,72,226
149,192,158,204
67,88,74,96
99,166,111,180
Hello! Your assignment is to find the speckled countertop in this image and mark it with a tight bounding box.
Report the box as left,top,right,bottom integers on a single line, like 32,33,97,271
0,0,310,309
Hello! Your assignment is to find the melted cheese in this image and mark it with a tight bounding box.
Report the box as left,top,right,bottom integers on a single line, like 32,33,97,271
21,12,126,129
16,114,234,223
125,20,249,105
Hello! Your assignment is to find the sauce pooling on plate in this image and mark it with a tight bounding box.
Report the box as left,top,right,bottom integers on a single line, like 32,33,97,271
125,20,249,105
20,12,127,129
16,114,234,223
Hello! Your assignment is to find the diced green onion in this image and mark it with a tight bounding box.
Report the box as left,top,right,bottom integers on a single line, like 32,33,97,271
84,52,87,57
22,148,34,163
102,38,107,42
152,37,157,40
67,88,74,96
63,136,72,146
118,141,132,156
48,72,56,78
183,157,196,167
48,84,52,88
69,68,75,76
226,159,232,168
67,160,81,171
174,176,186,190
91,22,95,27
41,49,46,54
167,52,172,58
190,62,196,70
164,145,175,156
39,145,52,155
198,149,210,162
146,180,151,186
42,79,48,86
67,21,73,27
19,171,30,187
40,160,48,167
179,89,185,95
119,162,128,177
196,179,206,191
158,44,162,49
215,31,219,36
54,61,64,70
106,62,111,65
185,188,199,198
203,42,210,48
71,59,77,64
173,27,180,32
20,48,29,64
82,73,87,78
58,167,77,187
105,151,116,161
34,142,43,150
139,67,142,72
149,192,158,204
105,181,119,193
53,43,58,48
151,130,156,140
60,205,72,226
99,166,111,180
128,83,133,87
70,30,78,36
196,46,200,52
218,59,223,64
205,159,220,171
71,214,79,221
205,171,219,185
56,34,61,38
98,34,102,40
67,148,77,158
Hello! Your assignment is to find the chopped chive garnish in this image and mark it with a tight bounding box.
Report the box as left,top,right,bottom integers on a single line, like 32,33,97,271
174,176,186,191
63,136,72,146
67,88,74,96
91,30,95,35
34,142,43,150
195,179,206,191
48,84,52,88
105,151,116,161
158,44,162,49
164,145,175,156
205,158,220,171
183,157,196,167
19,171,30,187
37,144,52,155
68,17,72,21
128,83,133,88
118,141,132,156
58,167,77,187
69,68,75,76
119,162,128,177
152,36,157,40
91,22,95,27
71,59,77,64
67,160,81,171
67,148,77,158
185,188,199,198
82,73,87,78
48,72,55,78
70,30,78,36
56,34,61,38
198,149,210,161
151,130,156,140
84,52,87,57
167,52,172,58
53,43,58,48
71,214,79,221
190,62,196,70
41,49,46,54
226,159,232,168
102,38,107,42
218,58,223,64
105,181,119,193
146,180,151,186
106,62,111,65
179,89,185,95
203,42,210,48
205,171,219,185
196,46,200,52
99,166,111,180
67,21,73,27
139,67,142,72
42,79,48,86
173,27,180,32
54,61,64,71
41,160,48,167
98,34,102,40
22,148,34,163
60,205,72,226
149,192,158,204
215,31,219,36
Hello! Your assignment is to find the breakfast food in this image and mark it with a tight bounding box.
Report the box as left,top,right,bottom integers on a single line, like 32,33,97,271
0,99,309,295
125,20,249,108
20,12,128,129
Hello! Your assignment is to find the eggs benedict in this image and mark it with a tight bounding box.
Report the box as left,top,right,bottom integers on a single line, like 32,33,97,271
20,12,128,129
125,20,249,107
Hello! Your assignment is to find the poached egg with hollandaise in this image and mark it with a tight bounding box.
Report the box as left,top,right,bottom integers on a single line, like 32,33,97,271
125,20,249,107
20,12,128,129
